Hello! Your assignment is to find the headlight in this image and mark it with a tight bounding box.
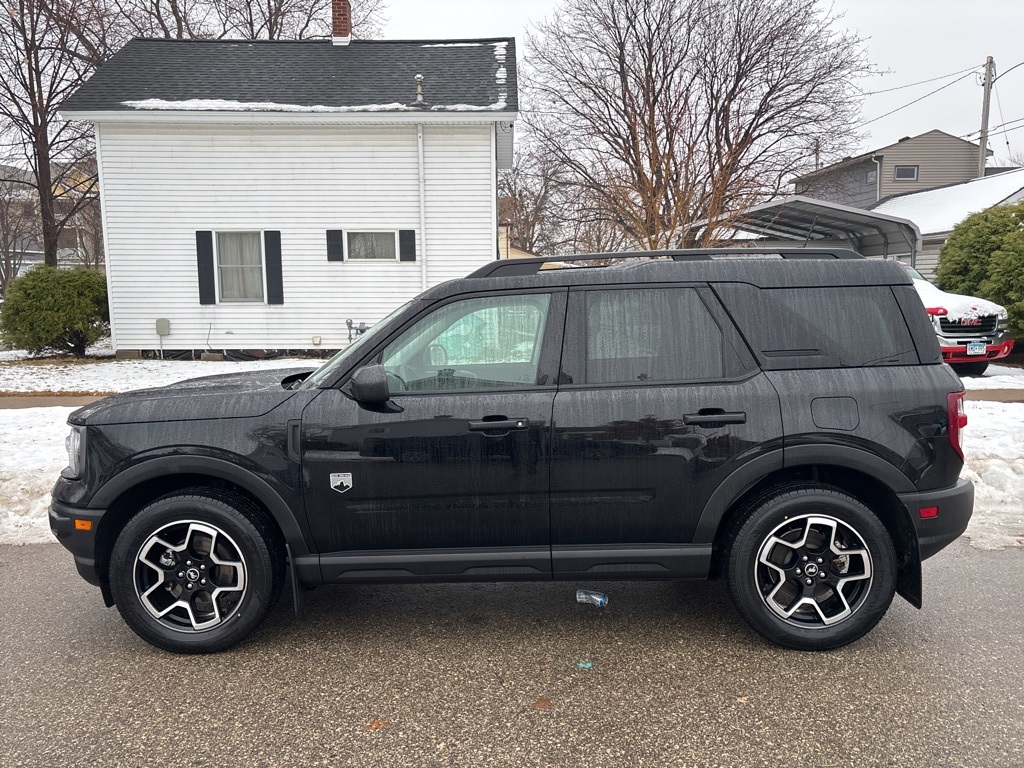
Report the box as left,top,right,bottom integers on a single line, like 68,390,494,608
64,426,83,478
996,306,1008,321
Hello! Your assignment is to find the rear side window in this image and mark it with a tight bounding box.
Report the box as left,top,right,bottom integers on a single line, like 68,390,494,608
714,283,918,369
581,287,740,384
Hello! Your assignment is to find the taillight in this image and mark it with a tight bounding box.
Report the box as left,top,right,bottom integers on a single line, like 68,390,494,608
947,392,967,460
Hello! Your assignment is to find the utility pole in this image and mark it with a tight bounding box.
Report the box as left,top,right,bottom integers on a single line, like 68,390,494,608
978,56,994,178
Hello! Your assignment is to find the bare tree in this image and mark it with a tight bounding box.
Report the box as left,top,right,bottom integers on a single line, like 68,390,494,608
0,0,98,267
498,149,564,255
0,165,41,296
212,0,387,40
525,0,870,250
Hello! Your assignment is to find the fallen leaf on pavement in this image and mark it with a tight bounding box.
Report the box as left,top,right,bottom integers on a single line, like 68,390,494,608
365,719,391,731
736,696,750,703
534,696,553,710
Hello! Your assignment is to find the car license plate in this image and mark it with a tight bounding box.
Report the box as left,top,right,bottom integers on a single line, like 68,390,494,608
966,342,986,356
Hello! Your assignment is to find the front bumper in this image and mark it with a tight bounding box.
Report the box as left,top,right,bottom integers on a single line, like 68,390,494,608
898,478,974,561
49,498,107,587
941,339,1014,364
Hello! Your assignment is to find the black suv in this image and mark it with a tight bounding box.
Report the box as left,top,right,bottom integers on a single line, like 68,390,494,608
50,250,974,653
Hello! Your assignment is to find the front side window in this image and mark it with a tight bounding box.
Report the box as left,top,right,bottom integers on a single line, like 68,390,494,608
381,294,551,393
216,231,264,301
348,232,397,260
584,288,730,384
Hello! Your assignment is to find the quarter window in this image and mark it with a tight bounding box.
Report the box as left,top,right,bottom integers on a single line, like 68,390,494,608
381,294,551,393
216,231,264,302
583,288,731,384
348,231,398,260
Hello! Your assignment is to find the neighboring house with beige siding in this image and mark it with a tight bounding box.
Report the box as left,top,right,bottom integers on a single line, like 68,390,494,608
871,167,1024,279
792,130,996,209
58,31,516,354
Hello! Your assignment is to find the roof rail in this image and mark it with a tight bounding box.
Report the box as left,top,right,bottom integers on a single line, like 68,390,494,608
467,248,864,278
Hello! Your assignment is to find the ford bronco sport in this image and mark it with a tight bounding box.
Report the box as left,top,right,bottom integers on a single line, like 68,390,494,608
50,249,974,653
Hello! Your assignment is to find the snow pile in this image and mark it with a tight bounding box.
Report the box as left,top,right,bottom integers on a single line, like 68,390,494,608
0,407,76,544
959,364,1024,390
961,401,1024,549
421,42,483,47
0,357,316,394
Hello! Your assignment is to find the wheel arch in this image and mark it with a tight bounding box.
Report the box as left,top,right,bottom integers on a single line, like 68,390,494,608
698,450,922,607
89,457,310,603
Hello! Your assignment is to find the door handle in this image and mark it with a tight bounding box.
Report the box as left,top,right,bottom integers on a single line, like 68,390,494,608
683,410,746,426
468,418,530,432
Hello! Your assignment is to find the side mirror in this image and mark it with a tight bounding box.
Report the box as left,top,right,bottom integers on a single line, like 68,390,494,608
349,364,390,404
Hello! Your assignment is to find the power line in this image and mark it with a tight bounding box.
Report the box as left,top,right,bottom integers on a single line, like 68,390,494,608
994,60,1024,83
860,64,982,96
961,115,1024,139
860,70,978,127
993,82,1014,155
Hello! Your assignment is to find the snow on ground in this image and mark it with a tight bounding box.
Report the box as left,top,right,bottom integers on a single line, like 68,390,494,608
0,356,318,394
960,401,1024,550
0,407,76,544
956,363,1024,390
1,401,1021,549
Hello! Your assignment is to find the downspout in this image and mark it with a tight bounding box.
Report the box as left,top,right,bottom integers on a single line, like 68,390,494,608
872,155,883,203
417,124,428,290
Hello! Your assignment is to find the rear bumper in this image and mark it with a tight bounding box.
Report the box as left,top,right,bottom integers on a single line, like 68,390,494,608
898,478,974,561
49,498,107,587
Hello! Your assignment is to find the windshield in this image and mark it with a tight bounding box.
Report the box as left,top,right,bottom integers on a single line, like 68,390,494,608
301,302,412,389
902,265,928,282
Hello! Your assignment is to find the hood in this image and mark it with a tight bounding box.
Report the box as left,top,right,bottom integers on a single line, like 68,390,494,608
911,280,1005,321
69,367,315,426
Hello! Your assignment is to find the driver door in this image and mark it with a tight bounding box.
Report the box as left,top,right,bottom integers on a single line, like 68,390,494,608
300,289,566,583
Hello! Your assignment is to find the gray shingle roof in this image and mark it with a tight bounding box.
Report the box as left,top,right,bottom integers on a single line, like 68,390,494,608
60,37,517,114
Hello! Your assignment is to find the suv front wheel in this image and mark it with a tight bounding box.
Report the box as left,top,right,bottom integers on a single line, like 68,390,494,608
726,484,897,651
109,490,282,653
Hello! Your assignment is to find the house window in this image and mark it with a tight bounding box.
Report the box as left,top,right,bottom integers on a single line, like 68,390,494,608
894,165,919,181
347,231,398,260
216,231,264,302
866,168,877,183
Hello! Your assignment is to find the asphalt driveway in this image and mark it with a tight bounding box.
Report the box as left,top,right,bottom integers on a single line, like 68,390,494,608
1,541,1021,767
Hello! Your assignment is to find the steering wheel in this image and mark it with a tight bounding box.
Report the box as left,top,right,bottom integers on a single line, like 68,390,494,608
384,364,417,392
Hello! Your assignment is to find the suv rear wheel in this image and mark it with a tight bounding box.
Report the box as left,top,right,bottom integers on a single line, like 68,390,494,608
109,490,282,653
726,483,897,651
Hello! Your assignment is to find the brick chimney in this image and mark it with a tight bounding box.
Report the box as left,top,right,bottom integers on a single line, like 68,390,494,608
332,0,352,45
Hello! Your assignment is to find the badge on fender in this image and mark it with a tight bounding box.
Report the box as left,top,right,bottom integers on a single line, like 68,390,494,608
330,473,353,494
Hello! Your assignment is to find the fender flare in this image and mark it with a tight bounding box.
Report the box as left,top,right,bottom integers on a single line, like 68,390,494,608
693,444,915,543
88,456,311,557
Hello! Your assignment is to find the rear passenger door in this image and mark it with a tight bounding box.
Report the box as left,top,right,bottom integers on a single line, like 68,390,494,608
549,283,782,579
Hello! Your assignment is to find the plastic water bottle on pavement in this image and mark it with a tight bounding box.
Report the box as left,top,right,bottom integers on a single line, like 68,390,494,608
576,589,608,607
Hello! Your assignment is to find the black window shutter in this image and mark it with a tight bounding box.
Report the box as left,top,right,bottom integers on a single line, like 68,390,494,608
264,231,284,305
196,231,216,305
399,229,416,261
326,230,345,261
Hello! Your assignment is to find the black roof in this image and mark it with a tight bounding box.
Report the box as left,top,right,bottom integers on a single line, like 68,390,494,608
421,251,912,302
59,37,517,114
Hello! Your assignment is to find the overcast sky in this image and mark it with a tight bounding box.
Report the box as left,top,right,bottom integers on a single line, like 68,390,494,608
381,0,1024,165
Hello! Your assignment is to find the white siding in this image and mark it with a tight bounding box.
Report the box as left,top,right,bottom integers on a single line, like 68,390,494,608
97,123,497,350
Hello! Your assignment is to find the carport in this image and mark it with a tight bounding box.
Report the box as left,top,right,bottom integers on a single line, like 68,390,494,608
701,195,923,265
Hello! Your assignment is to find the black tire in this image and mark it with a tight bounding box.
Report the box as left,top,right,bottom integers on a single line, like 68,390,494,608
951,362,989,377
109,490,284,654
726,483,897,651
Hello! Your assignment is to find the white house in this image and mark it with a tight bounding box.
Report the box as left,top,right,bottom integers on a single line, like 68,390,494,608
59,2,517,355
